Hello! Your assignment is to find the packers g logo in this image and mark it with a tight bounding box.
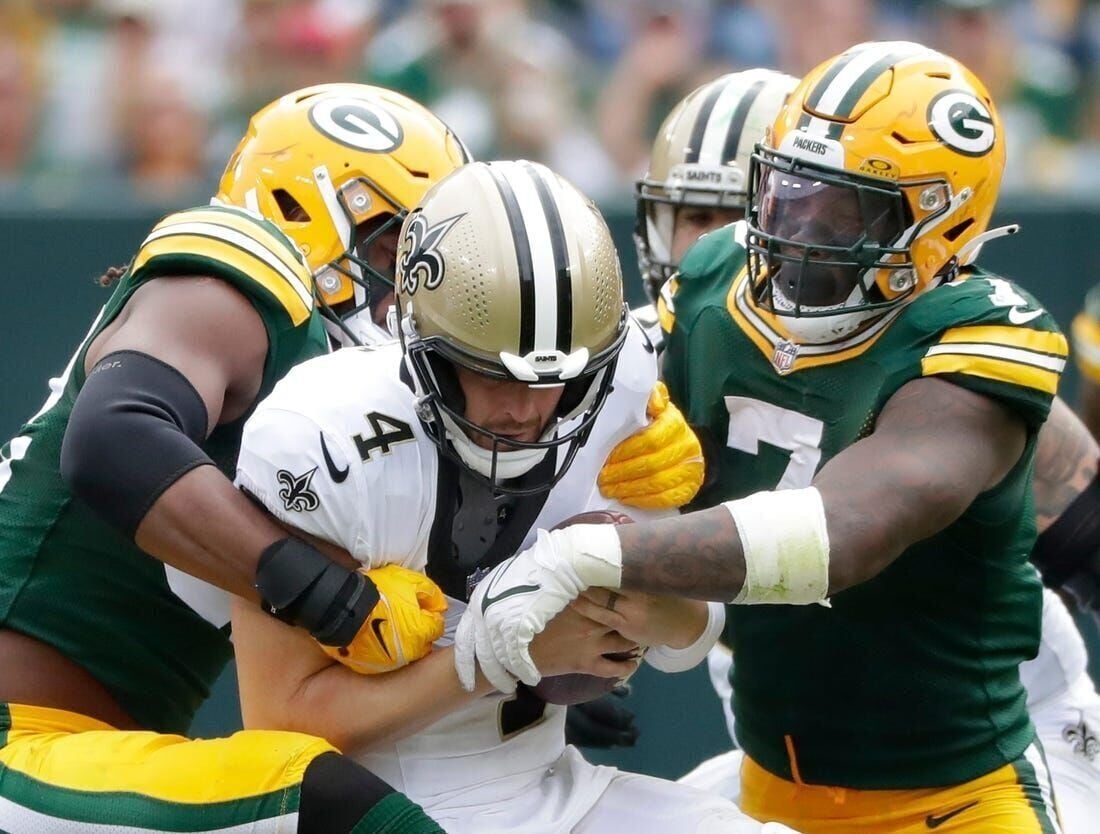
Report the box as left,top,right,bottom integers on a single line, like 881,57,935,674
309,98,404,152
927,90,996,157
398,211,465,296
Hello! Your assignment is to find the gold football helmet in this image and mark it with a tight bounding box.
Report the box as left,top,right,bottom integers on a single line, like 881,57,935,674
746,42,1007,345
396,160,628,494
636,69,798,301
217,83,470,345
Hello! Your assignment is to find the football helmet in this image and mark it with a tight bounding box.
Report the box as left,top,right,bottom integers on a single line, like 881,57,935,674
396,160,629,494
746,41,1007,345
217,83,470,346
635,69,798,301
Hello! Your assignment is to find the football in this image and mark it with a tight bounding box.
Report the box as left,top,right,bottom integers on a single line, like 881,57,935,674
532,510,641,706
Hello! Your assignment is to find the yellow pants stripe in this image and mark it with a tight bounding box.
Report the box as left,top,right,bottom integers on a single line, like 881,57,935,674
0,703,336,832
740,743,1061,833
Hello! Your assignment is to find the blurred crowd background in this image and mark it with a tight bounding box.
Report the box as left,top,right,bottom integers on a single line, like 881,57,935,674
2,0,1098,211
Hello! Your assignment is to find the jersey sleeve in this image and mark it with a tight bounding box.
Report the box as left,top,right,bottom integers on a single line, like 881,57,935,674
911,274,1068,429
235,405,367,559
128,205,316,352
1071,283,1100,383
234,350,438,569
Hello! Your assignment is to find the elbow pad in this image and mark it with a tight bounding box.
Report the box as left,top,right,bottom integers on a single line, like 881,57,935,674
1032,469,1100,613
61,350,213,539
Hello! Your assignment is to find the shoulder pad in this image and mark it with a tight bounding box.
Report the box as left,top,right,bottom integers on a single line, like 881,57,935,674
910,274,1067,423
236,345,437,567
130,205,315,327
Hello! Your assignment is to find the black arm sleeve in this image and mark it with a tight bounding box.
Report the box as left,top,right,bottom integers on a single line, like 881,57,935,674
60,350,214,539
1031,468,1100,614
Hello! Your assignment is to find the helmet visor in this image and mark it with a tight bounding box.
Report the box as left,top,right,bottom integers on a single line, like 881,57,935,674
748,149,912,316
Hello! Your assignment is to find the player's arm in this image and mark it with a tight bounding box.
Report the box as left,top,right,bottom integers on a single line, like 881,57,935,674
612,376,1026,598
59,277,400,660
1030,397,1100,613
62,276,284,598
231,592,640,751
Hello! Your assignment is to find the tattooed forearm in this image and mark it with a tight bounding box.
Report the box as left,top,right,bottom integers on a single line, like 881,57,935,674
1033,397,1099,532
618,507,744,600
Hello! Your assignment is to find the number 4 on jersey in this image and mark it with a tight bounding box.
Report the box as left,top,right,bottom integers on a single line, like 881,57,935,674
353,411,414,460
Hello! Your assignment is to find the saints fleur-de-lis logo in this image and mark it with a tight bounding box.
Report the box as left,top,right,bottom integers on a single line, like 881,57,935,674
398,210,465,296
277,467,320,513
1064,717,1099,762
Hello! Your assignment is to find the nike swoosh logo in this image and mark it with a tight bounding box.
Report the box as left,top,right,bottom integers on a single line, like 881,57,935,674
479,558,541,613
370,617,392,660
320,433,349,483
1008,307,1043,325
925,800,979,828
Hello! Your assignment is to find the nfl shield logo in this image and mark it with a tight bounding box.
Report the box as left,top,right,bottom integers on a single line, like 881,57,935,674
772,340,799,374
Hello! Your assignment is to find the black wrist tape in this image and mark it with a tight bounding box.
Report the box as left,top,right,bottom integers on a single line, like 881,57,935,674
60,350,213,538
255,538,381,647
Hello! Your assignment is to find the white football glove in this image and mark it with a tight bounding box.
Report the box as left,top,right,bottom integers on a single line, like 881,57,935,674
453,524,624,690
453,598,517,695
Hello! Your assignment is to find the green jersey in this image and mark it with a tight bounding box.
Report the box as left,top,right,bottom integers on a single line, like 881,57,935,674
0,206,329,733
664,223,1067,789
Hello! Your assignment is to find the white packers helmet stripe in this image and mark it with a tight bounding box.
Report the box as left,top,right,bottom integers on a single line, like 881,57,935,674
484,160,575,356
798,41,935,140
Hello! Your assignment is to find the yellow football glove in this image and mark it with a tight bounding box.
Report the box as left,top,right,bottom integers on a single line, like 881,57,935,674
598,381,705,509
322,564,448,675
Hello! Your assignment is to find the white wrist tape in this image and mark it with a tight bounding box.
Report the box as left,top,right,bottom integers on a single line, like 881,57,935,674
553,523,623,590
723,487,830,605
646,601,726,673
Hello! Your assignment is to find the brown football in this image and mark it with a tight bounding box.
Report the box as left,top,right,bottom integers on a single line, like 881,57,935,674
532,510,639,706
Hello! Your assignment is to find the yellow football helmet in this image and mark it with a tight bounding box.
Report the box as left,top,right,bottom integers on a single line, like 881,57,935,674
217,83,471,345
745,42,1007,345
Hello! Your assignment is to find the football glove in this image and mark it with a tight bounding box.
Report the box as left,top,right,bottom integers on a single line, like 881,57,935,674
565,686,639,748
322,564,448,674
598,382,704,509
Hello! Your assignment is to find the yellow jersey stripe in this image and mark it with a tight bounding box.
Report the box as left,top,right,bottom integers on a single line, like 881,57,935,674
925,342,1066,374
921,353,1061,395
142,221,314,310
132,234,311,325
151,209,313,297
937,325,1067,358
1072,313,1100,382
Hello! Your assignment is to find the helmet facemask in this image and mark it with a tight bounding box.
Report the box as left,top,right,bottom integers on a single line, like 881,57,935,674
634,172,747,304
745,146,930,344
401,312,626,496
311,172,411,347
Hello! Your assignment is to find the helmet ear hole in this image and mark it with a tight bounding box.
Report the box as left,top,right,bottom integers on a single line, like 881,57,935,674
944,218,974,242
425,352,465,416
273,189,310,222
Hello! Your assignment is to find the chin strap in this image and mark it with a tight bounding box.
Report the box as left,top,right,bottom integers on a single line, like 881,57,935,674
957,224,1020,266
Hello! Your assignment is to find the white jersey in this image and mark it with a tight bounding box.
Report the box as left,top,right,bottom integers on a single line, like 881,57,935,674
631,304,665,357
234,322,664,801
1020,587,1093,711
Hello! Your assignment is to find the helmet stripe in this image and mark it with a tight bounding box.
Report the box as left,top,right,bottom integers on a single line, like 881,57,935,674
811,43,931,121
684,81,726,164
719,79,768,167
523,162,573,353
486,163,537,355
805,51,859,111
